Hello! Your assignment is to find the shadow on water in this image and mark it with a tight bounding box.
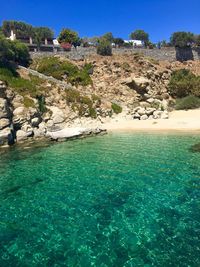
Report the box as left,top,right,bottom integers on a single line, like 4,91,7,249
175,47,194,61
0,178,44,200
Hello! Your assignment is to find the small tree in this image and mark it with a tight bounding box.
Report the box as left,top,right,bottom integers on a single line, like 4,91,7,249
2,20,34,38
58,28,79,44
130,29,149,46
97,39,112,56
113,38,124,47
170,32,194,48
34,27,54,50
194,35,200,46
102,32,114,43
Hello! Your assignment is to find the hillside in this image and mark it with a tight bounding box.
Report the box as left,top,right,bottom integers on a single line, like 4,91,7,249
0,52,200,146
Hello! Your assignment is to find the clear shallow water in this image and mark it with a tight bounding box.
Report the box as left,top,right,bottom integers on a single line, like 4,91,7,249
0,133,200,267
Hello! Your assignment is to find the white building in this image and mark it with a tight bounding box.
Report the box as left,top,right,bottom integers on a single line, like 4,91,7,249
124,40,144,47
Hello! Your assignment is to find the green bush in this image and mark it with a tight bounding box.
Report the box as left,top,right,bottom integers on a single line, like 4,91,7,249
111,103,122,114
168,69,200,98
23,96,35,108
32,57,92,86
0,35,30,67
97,40,112,56
175,95,200,110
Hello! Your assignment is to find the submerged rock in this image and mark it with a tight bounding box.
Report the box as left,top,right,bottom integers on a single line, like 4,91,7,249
189,143,200,153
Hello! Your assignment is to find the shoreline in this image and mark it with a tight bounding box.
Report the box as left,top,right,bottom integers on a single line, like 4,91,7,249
97,109,200,134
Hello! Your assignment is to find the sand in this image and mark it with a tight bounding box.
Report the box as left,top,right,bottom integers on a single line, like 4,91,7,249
99,109,200,133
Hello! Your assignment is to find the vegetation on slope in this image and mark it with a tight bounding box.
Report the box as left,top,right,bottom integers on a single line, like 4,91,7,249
31,57,93,86
168,69,200,110
65,89,101,118
0,67,47,110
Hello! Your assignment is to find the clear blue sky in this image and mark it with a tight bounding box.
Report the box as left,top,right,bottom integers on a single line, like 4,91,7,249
1,0,200,42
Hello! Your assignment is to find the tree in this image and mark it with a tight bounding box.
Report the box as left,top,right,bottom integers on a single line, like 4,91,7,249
2,20,34,38
0,35,30,66
58,28,79,44
102,32,114,43
194,35,200,46
130,30,149,46
170,32,194,48
97,39,112,56
113,38,124,47
33,27,54,50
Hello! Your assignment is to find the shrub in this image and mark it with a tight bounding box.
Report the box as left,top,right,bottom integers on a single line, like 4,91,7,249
168,69,200,98
36,95,47,113
23,96,35,108
97,40,112,56
170,32,194,47
175,95,200,110
0,35,30,67
111,103,122,114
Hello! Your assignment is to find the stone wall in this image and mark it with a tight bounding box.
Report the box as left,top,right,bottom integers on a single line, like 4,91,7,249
31,47,200,62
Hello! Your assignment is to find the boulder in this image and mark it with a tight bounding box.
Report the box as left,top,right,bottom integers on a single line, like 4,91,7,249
13,107,27,128
49,107,65,124
31,117,41,127
16,130,28,142
0,118,10,130
133,113,140,120
13,107,26,116
153,110,162,119
21,124,34,137
137,108,146,116
0,98,10,119
0,127,14,146
140,115,148,120
161,111,169,119
146,108,156,116
12,95,24,108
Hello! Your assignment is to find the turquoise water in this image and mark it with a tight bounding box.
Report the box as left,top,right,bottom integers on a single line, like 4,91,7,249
0,133,200,267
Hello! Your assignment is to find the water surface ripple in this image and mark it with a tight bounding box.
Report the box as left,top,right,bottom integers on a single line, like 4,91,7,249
0,133,200,266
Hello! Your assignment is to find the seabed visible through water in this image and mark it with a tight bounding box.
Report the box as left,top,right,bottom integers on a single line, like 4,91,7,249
0,132,200,266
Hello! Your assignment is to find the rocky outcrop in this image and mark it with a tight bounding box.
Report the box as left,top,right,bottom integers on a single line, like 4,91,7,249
46,127,107,141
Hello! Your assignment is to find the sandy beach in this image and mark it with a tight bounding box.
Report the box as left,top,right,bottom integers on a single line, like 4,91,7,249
100,109,200,132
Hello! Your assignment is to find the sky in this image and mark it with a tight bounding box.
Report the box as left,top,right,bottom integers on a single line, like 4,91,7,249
0,0,200,43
